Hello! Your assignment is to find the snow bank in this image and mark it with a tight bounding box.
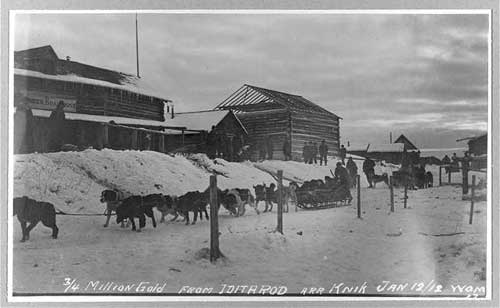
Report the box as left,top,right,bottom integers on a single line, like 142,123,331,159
186,154,275,190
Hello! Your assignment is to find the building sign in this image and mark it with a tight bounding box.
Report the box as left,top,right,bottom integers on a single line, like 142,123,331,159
19,90,77,112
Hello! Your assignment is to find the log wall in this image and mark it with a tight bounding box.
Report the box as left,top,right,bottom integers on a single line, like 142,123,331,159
290,110,340,161
236,109,291,161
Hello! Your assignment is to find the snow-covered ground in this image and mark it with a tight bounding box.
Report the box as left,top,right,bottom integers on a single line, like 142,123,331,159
12,150,487,297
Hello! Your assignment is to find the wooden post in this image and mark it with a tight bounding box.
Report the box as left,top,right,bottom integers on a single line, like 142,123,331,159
439,166,442,186
448,168,451,184
210,175,221,262
182,130,185,146
404,183,408,209
277,170,283,234
390,176,394,212
462,165,469,195
357,175,361,218
469,175,475,224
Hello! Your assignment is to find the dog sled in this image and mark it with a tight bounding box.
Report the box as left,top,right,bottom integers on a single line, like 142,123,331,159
295,185,352,210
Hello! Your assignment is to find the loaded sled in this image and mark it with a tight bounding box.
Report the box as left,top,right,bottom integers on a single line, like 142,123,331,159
295,184,353,210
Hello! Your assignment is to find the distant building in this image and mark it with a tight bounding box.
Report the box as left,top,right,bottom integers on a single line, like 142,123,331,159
346,134,419,164
13,45,185,153
457,133,487,170
215,84,341,161
393,134,418,151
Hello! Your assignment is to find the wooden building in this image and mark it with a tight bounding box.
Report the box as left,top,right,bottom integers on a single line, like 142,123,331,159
163,110,248,161
214,84,341,161
13,45,190,153
457,133,487,170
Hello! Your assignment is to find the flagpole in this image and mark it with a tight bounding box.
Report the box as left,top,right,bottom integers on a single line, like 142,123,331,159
135,13,140,78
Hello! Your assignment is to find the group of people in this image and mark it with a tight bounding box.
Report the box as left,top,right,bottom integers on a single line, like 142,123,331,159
301,140,340,166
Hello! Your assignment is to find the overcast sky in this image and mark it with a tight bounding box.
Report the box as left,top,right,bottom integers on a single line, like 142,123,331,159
14,12,489,152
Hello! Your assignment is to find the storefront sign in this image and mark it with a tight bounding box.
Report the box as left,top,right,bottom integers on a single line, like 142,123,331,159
20,91,77,112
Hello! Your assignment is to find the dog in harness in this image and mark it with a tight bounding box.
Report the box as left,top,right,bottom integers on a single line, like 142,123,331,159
100,190,127,227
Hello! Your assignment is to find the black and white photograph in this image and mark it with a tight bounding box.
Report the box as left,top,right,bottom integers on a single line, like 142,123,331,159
1,3,499,306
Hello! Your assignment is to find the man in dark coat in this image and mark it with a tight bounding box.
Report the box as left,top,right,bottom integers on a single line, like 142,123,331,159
346,156,358,188
339,144,347,165
312,142,318,164
48,101,66,152
259,140,267,161
362,156,375,188
266,135,273,160
334,162,353,201
282,137,291,161
206,127,217,159
319,140,328,166
14,101,34,154
442,154,451,174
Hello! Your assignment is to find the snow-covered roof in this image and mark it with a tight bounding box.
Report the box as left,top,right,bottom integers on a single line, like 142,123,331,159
14,68,171,102
164,110,247,133
368,143,404,153
31,109,183,128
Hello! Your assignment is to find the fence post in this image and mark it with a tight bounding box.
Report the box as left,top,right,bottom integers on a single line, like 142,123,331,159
448,168,451,184
439,166,442,186
357,175,361,218
462,166,469,195
404,182,408,209
209,175,221,262
390,176,394,212
277,170,283,234
469,175,475,224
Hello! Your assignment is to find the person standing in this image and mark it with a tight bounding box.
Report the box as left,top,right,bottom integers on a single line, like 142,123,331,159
334,162,353,201
48,101,66,152
302,141,308,163
312,142,318,164
14,101,34,154
362,156,375,188
319,140,328,166
266,135,273,160
259,140,267,161
339,144,347,165
206,127,217,159
442,154,451,174
346,156,358,188
282,137,291,161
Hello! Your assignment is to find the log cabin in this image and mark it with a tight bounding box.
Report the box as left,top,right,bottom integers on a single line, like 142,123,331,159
13,45,189,153
214,84,342,161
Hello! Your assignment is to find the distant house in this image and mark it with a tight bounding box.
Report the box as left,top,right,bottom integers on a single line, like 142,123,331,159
466,133,487,156
346,134,420,164
163,110,248,161
457,133,487,170
393,134,418,151
215,84,341,161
